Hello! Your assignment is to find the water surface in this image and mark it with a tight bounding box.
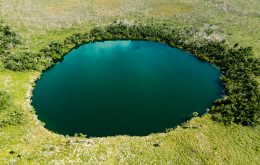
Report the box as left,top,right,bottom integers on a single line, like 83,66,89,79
32,40,222,137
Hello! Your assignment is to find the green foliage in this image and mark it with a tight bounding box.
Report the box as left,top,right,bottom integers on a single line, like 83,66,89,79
74,133,87,138
0,23,20,54
0,108,25,128
192,112,199,117
189,43,260,125
0,21,21,70
40,41,65,61
64,33,90,45
0,90,11,110
0,90,25,128
3,51,52,71
90,27,110,39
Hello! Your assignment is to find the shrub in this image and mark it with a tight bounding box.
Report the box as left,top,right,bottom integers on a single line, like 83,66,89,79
0,23,20,54
0,90,26,128
0,90,11,110
3,51,52,71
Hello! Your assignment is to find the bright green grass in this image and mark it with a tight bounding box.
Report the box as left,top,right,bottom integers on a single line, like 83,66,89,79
0,0,259,163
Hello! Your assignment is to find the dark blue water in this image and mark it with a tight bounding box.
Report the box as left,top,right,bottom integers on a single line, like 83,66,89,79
32,40,222,137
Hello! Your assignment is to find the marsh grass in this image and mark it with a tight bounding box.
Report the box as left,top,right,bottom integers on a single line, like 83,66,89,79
1,0,259,55
0,0,260,55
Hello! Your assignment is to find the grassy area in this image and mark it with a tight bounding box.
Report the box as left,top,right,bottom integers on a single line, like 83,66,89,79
0,0,259,164
0,0,259,55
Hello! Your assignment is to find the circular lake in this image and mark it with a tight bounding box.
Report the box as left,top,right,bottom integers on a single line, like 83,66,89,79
32,40,223,137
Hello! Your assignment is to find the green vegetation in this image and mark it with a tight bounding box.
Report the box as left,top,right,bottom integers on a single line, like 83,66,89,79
1,0,259,55
0,23,27,128
0,22,20,70
1,113,260,164
0,0,259,164
3,22,259,126
0,90,10,109
0,23,20,53
3,51,52,71
0,88,26,128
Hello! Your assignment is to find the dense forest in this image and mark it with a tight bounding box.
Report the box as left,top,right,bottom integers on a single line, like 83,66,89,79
1,21,259,126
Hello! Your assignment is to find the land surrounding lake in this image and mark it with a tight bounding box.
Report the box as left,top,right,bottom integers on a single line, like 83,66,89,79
0,0,259,164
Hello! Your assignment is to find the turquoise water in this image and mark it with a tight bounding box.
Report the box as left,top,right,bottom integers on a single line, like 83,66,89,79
32,40,223,137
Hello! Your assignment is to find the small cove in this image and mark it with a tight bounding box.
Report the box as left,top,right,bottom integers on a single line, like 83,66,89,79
32,40,223,137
